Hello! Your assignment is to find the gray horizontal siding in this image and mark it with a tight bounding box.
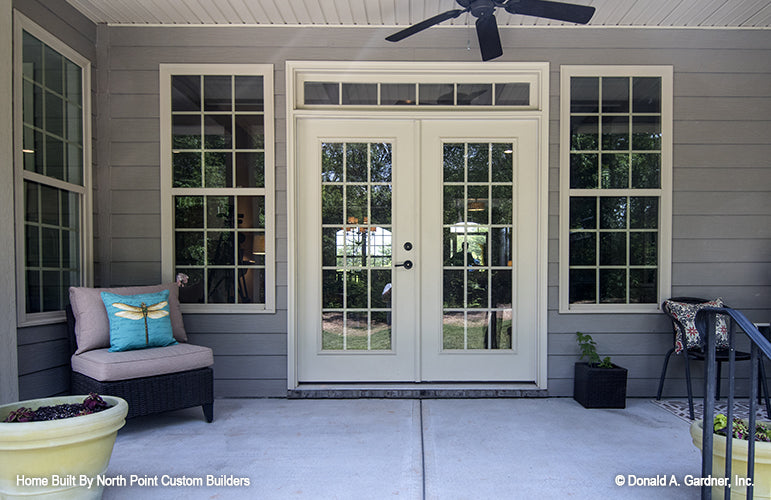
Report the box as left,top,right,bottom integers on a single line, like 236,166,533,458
96,24,770,398
13,0,96,400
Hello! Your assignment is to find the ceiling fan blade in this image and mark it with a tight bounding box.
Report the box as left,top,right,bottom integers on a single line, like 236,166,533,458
505,0,596,24
385,8,467,42
476,14,503,61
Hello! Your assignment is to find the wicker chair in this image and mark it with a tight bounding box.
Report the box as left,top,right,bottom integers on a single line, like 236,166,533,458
67,305,214,422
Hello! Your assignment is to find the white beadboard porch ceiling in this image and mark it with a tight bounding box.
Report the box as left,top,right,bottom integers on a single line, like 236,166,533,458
65,0,771,28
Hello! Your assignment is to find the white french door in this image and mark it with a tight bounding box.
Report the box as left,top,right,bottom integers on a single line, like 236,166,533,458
296,117,541,383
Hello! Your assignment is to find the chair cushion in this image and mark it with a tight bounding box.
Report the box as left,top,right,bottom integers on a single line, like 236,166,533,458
102,290,178,352
71,343,213,382
69,284,187,354
666,298,729,354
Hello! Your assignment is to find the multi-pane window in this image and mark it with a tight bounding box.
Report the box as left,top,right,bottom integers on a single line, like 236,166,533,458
161,65,274,312
442,143,514,349
15,18,91,324
321,142,393,350
560,67,672,313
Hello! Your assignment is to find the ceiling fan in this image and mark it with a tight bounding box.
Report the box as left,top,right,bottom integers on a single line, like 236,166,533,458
385,0,596,61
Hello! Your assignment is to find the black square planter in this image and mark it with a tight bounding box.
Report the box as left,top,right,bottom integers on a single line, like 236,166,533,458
573,362,628,409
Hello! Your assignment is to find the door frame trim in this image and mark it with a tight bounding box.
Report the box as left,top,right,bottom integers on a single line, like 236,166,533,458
286,61,549,390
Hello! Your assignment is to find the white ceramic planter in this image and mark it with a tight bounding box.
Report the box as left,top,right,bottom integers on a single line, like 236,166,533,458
691,420,771,500
0,395,128,499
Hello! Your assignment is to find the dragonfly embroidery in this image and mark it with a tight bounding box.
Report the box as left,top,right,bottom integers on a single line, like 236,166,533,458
112,301,169,345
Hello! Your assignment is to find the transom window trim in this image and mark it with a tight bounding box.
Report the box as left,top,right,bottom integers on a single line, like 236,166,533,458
558,65,673,314
13,13,93,326
160,63,275,314
290,61,545,111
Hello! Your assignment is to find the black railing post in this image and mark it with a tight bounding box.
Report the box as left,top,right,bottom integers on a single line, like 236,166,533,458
702,310,717,500
725,318,736,499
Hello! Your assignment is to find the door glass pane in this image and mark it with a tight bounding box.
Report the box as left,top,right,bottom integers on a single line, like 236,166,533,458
442,142,514,350
320,141,393,351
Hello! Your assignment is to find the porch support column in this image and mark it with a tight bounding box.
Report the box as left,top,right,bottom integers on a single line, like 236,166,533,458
0,0,20,404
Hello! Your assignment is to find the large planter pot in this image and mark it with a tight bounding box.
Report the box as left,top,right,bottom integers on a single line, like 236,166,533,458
0,395,128,499
690,419,771,500
573,362,628,409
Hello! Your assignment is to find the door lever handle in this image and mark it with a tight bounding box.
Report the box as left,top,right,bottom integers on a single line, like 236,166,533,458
395,260,413,270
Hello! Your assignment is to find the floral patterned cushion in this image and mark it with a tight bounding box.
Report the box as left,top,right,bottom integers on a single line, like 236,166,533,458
666,298,729,354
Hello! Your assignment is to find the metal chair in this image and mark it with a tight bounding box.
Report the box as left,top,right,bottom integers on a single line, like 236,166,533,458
656,297,771,420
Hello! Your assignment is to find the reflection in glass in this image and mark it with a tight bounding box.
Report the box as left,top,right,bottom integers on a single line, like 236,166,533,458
466,312,488,349
569,232,596,266
370,143,392,182
208,269,234,303
322,270,343,308
173,152,202,188
630,197,658,229
204,115,232,149
495,83,529,106
569,197,596,229
304,82,339,105
346,312,369,350
632,116,661,150
322,312,344,349
467,143,489,182
631,154,660,189
630,232,657,266
599,232,626,266
204,152,232,187
602,116,629,150
175,196,203,228
570,268,596,304
599,197,627,229
342,83,377,105
175,231,204,265
371,312,392,350
443,143,464,182
457,84,492,105
419,83,454,105
204,76,231,111
346,143,368,182
235,114,264,149
207,231,234,265
601,77,629,113
235,152,264,187
172,75,201,111
570,77,598,113
632,77,661,113
571,115,598,150
491,143,513,182
380,83,415,105
443,312,466,349
206,196,234,229
630,269,657,303
571,153,598,189
322,143,343,182
600,269,626,303
322,185,343,224
234,76,263,111
172,115,201,149
601,154,629,189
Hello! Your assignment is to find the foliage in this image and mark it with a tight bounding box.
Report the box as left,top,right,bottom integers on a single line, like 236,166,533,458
576,332,613,368
714,414,771,442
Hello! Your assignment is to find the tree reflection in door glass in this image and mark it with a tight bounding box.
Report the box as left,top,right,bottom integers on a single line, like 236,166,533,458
320,141,393,351
442,141,514,350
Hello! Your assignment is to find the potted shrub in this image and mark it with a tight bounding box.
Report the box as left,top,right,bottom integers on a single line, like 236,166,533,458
0,394,128,499
573,332,628,409
691,415,771,500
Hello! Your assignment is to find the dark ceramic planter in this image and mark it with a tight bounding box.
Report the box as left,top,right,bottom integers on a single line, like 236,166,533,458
573,362,628,409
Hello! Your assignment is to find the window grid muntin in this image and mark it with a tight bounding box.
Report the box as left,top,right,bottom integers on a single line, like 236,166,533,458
567,74,664,307
168,72,270,308
321,141,393,352
442,142,515,351
21,31,84,186
16,22,89,322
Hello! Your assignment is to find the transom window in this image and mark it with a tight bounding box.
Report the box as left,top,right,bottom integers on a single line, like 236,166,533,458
14,15,91,325
559,66,672,313
160,65,274,313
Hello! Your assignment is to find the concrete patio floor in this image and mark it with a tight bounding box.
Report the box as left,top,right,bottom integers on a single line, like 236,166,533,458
103,397,702,499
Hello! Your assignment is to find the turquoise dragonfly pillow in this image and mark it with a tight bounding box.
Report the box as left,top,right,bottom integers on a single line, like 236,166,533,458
101,290,178,352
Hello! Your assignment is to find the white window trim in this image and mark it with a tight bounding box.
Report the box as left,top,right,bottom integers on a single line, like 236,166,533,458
558,65,673,314
13,12,93,326
159,63,276,314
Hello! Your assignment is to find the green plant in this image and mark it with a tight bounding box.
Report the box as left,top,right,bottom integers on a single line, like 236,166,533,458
576,332,613,368
714,414,771,442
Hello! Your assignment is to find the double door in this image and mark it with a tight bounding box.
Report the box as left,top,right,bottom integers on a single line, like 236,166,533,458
296,118,540,382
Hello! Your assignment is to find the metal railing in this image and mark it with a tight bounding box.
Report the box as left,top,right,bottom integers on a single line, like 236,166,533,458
696,306,771,500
